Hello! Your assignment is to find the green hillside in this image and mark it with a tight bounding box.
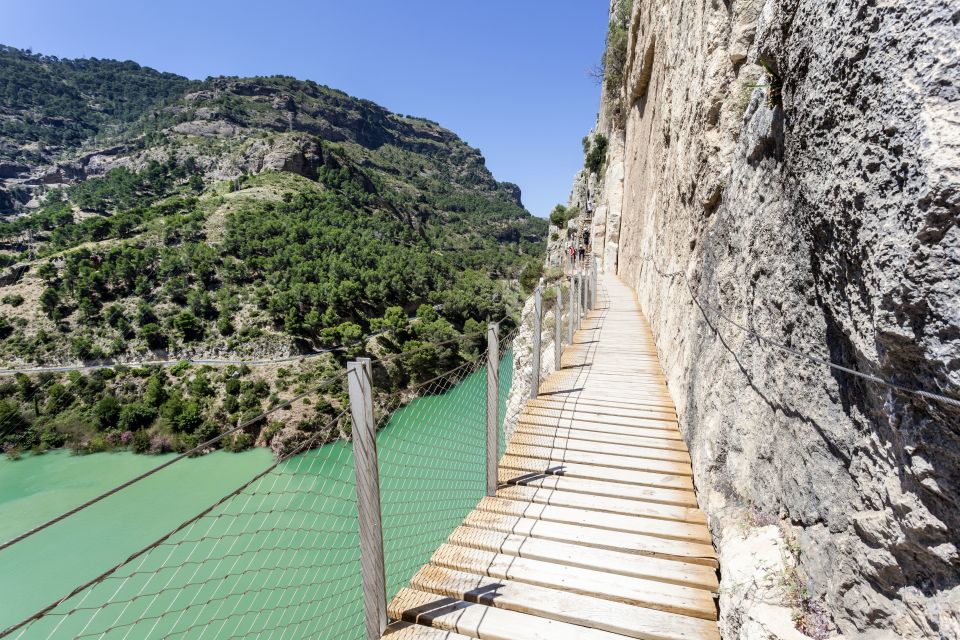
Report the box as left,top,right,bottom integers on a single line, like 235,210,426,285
0,47,546,458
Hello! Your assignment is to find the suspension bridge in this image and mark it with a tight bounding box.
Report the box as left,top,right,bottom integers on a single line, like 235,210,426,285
0,264,721,640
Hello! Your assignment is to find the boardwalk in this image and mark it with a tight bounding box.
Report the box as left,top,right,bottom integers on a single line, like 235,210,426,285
382,274,720,640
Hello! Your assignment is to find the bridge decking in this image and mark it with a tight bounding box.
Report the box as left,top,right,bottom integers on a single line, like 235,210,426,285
382,274,720,640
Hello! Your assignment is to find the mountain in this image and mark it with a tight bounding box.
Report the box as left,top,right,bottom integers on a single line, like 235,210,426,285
0,45,547,457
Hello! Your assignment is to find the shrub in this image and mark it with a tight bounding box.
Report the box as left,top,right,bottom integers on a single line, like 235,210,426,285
584,134,608,175
173,401,203,433
603,1,632,100
225,431,254,452
130,430,151,453
44,384,73,413
139,323,167,349
0,400,27,432
173,311,203,342
549,205,570,228
190,374,213,398
217,317,234,336
519,260,543,293
118,402,157,431
93,395,121,430
2,294,24,307
39,287,59,318
144,374,167,407
71,336,102,360
148,433,173,454
223,395,240,413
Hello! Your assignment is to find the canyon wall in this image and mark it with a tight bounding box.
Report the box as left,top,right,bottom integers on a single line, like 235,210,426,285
587,0,960,637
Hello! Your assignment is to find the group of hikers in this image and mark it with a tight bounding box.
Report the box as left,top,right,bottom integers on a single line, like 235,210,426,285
566,229,591,266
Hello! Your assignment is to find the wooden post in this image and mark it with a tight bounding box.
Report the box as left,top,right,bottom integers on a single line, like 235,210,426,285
530,287,542,400
348,359,387,640
567,276,574,345
554,284,562,371
486,323,499,496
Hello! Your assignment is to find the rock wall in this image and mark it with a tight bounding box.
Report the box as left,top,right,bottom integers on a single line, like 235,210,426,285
503,292,564,444
588,0,960,637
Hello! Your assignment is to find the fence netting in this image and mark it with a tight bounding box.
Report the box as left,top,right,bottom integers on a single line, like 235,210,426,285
3,328,516,640
7,411,365,640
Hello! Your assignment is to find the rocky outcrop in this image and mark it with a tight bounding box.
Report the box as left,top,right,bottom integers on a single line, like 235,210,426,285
503,290,565,444
583,0,960,637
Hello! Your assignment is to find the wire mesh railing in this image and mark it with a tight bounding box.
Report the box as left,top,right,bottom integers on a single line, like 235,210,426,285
4,410,364,640
0,260,601,640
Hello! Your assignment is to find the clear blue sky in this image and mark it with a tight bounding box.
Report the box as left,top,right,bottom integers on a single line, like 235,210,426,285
0,1,608,217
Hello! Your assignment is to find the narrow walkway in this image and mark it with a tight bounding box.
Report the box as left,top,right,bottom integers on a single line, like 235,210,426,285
383,274,720,640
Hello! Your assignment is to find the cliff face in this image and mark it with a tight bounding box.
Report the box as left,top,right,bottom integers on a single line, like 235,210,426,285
586,0,960,637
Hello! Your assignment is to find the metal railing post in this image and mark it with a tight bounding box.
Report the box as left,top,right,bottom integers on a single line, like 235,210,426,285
582,269,588,316
554,284,562,371
348,359,387,640
530,287,542,400
593,259,598,307
575,272,582,328
583,269,592,316
567,276,574,344
486,323,499,496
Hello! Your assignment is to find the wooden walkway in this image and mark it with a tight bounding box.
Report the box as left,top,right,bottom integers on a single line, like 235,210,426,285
382,274,719,640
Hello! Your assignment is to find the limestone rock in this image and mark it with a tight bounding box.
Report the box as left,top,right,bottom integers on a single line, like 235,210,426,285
503,293,563,444
574,0,960,636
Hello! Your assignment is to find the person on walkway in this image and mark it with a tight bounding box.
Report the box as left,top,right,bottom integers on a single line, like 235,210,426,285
568,243,576,267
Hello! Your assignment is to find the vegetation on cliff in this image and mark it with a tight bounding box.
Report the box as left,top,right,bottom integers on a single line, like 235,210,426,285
0,47,546,458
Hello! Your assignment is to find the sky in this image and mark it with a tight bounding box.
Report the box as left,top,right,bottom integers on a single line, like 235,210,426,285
0,1,609,217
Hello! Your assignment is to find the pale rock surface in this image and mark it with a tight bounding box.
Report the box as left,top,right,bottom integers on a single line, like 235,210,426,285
552,0,960,637
717,523,809,640
503,291,564,444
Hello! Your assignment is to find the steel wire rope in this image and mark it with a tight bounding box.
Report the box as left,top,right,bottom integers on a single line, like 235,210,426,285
639,255,960,410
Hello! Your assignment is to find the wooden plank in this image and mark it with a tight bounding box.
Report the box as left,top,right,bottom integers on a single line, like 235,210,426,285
498,454,695,491
410,565,720,639
496,485,706,525
509,431,691,463
527,397,678,419
541,381,671,396
553,371,667,383
475,496,712,543
388,588,633,640
443,524,718,588
382,621,474,640
522,408,679,430
538,390,674,406
515,416,685,441
460,512,717,564
513,423,688,452
504,443,693,477
431,543,717,616
498,470,700,508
